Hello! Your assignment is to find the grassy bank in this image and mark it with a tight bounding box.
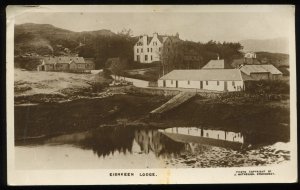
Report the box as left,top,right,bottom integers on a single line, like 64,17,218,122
15,94,169,140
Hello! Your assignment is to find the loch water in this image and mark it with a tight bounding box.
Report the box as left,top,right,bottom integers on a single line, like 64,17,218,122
15,124,290,169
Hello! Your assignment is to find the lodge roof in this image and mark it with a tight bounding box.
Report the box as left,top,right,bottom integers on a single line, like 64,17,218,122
43,56,85,64
240,64,282,75
159,69,243,81
136,34,176,46
84,58,95,64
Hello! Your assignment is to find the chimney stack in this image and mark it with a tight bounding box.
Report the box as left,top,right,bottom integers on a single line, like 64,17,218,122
142,34,147,46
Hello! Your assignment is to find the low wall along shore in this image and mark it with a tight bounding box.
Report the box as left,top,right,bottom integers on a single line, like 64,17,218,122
114,75,234,98
126,86,223,99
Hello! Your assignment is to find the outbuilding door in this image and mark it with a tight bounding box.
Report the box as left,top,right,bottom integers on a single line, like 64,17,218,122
200,81,203,89
163,80,166,87
176,80,178,88
224,81,228,91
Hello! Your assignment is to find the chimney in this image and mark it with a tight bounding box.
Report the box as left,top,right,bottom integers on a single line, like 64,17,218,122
153,33,158,38
142,34,147,46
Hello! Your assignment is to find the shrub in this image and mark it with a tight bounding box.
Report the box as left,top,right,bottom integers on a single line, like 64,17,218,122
245,80,289,94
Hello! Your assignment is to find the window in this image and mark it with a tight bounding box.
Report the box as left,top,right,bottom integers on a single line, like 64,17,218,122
188,80,190,85
151,55,152,60
206,81,208,85
171,80,173,84
137,49,139,53
137,55,140,61
151,48,152,52
232,81,235,86
217,81,219,86
147,48,149,52
159,47,161,51
145,55,148,61
141,49,143,53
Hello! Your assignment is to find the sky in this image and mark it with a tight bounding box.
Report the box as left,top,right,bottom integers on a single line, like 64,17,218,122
13,7,293,43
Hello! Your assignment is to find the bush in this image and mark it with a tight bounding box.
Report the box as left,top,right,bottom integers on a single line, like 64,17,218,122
90,82,109,92
14,56,42,71
245,80,289,94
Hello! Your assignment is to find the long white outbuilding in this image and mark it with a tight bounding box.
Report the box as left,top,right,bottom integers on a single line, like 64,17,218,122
158,69,244,92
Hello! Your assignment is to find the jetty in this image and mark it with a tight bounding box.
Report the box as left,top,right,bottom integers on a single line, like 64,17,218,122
150,91,196,117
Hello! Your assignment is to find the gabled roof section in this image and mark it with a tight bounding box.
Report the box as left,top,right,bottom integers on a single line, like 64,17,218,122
157,35,169,43
202,60,225,69
260,65,282,75
42,56,85,64
240,64,282,75
147,37,153,45
43,57,56,64
159,69,243,81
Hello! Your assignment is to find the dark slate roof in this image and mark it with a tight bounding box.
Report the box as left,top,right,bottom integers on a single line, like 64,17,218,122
147,37,153,44
240,64,282,75
202,60,225,69
84,58,95,64
43,56,85,64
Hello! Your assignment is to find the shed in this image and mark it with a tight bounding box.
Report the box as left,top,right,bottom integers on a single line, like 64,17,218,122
240,64,282,80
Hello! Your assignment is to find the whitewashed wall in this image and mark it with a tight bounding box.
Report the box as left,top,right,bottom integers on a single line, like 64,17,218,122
134,35,163,63
158,79,244,92
158,80,164,87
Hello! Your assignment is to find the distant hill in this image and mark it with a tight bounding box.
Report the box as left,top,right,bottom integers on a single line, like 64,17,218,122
256,51,289,67
14,23,117,56
14,23,137,69
240,38,289,54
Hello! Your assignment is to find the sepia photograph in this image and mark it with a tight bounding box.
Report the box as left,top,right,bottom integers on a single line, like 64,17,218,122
6,5,297,185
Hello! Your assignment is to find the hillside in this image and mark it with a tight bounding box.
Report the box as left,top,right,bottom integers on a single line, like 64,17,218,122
14,23,136,69
240,38,289,54
15,23,117,56
256,52,289,67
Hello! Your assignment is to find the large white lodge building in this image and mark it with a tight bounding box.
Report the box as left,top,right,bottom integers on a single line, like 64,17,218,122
133,33,171,63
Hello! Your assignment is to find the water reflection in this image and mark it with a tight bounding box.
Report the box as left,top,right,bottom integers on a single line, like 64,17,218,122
134,129,185,157
45,126,135,158
17,125,247,159
161,127,244,143
15,125,291,169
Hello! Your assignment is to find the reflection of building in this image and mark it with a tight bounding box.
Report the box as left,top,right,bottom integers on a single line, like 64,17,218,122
134,129,185,157
159,127,244,149
134,130,164,154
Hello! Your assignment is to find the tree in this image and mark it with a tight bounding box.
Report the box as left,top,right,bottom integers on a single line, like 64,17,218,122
117,28,133,37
